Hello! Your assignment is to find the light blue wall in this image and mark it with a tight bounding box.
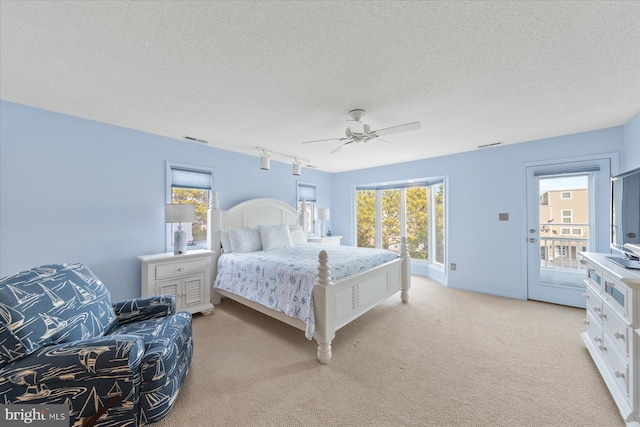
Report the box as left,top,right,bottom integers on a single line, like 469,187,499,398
623,112,640,173
0,101,332,301
332,126,625,299
0,100,635,303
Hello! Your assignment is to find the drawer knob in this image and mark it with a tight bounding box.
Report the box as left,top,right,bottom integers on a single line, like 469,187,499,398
594,337,602,343
598,344,607,352
614,332,625,340
615,370,625,379
599,313,607,320
583,319,589,325
593,307,601,313
583,293,589,299
179,267,186,272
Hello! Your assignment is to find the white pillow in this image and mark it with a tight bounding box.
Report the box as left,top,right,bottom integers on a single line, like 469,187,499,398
258,224,293,251
228,227,262,253
289,225,307,245
221,230,232,253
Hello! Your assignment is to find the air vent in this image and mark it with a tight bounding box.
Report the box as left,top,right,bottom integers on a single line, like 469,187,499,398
183,136,209,144
477,141,503,148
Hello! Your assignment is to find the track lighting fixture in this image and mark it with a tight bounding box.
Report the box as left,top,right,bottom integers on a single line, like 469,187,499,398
260,151,270,170
256,147,312,176
292,159,302,176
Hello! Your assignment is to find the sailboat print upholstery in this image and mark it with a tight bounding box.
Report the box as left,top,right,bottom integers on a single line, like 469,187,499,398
0,263,193,426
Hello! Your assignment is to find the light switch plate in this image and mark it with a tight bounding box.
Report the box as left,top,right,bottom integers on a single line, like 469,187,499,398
499,213,509,221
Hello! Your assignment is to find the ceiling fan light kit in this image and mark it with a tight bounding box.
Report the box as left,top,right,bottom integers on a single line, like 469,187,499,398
301,109,421,153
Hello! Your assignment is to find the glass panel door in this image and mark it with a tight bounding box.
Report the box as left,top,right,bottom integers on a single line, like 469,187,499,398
537,174,590,287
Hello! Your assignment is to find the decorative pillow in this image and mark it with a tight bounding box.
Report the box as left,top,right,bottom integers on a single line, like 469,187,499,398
259,224,293,251
228,227,262,253
289,225,307,245
221,230,232,253
0,263,118,361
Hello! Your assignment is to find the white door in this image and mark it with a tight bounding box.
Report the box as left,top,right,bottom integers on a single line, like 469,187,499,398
526,159,611,307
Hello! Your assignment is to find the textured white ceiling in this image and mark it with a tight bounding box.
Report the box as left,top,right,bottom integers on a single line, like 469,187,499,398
1,1,638,172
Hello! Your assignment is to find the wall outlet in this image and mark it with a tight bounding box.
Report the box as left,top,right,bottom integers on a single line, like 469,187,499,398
450,263,456,271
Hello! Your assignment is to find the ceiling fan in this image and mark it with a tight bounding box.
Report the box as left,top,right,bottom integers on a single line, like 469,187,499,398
301,109,421,154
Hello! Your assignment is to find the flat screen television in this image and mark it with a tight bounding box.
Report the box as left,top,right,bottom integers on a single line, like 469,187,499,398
611,166,640,260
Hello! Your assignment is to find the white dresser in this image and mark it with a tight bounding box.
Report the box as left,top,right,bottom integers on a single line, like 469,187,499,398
138,249,214,315
580,252,640,426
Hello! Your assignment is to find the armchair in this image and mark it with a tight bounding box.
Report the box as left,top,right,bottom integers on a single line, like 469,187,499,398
0,263,193,426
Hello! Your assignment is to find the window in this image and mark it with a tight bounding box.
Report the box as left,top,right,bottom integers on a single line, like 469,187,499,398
561,191,572,199
297,182,316,235
166,162,213,251
356,178,445,266
561,210,572,224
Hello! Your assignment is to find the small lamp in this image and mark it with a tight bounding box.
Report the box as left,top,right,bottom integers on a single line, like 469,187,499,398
317,208,330,237
165,204,196,254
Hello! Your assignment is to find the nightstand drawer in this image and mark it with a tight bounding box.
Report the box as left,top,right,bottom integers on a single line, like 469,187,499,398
155,259,206,279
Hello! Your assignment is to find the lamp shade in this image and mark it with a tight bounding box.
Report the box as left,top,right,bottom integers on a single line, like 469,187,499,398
165,204,196,223
317,208,330,220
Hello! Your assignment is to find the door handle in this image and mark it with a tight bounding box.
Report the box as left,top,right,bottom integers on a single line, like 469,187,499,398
529,238,537,243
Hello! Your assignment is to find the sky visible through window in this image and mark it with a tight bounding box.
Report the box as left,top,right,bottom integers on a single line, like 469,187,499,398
539,175,588,192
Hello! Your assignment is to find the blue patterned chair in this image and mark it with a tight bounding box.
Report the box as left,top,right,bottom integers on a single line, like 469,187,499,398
0,263,193,426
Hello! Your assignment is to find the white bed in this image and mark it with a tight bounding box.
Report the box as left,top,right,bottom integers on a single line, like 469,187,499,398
207,193,411,364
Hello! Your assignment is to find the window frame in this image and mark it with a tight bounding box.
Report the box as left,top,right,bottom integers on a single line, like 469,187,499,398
165,161,214,252
355,177,446,275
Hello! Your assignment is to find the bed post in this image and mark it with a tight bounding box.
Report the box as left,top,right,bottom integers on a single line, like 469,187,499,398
400,236,411,303
312,250,335,365
299,198,309,238
207,190,222,305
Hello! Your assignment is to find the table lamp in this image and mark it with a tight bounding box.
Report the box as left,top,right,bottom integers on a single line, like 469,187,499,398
165,204,196,254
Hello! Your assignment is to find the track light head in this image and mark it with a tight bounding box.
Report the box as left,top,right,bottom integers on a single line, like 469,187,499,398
292,159,302,176
260,152,270,170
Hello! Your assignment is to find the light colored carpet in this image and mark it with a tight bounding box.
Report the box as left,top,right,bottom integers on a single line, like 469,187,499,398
154,277,623,426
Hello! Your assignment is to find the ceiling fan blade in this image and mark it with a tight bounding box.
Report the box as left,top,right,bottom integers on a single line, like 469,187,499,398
301,137,349,144
372,121,421,137
330,140,353,154
375,137,394,144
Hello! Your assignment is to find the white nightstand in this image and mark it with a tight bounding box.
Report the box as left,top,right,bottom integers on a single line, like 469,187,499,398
138,249,214,315
308,235,342,246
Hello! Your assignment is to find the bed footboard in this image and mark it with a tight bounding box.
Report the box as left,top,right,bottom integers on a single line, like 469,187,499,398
312,237,411,364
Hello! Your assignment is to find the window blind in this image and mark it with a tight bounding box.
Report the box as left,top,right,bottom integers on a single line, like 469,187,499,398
171,167,213,190
356,178,443,191
298,183,317,202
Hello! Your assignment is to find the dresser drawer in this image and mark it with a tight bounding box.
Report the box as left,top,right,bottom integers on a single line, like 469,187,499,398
603,334,630,400
586,265,603,291
155,259,206,279
585,285,603,319
585,310,603,349
602,303,630,359
602,277,628,320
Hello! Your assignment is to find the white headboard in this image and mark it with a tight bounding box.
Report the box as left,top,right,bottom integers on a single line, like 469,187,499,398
221,198,300,229
207,193,308,255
